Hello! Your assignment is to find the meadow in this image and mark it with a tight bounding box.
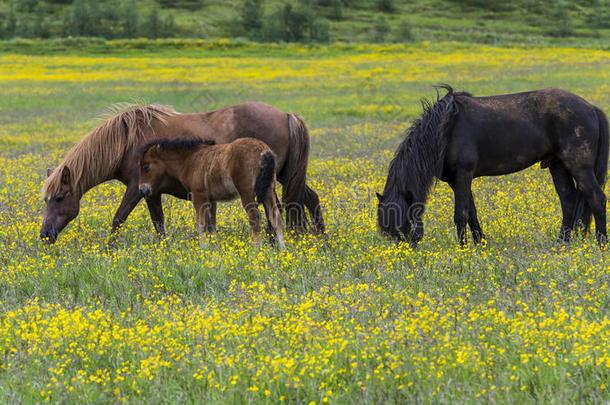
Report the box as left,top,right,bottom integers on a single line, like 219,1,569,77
0,41,609,403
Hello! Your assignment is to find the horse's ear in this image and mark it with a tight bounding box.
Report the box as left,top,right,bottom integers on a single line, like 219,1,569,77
60,166,71,186
376,192,383,202
47,168,54,177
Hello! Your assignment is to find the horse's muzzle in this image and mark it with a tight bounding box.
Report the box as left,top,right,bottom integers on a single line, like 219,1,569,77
40,229,58,244
139,184,152,197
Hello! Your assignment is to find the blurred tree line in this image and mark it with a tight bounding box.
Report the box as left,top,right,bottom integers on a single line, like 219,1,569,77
0,0,607,41
445,0,610,36
0,0,179,39
0,0,408,41
237,0,413,43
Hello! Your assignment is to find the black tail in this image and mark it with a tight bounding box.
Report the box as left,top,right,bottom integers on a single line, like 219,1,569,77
255,151,276,204
574,107,609,231
594,107,609,189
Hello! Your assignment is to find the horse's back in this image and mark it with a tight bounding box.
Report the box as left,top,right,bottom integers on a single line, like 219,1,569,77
226,137,274,170
448,88,600,177
159,102,289,169
467,88,596,120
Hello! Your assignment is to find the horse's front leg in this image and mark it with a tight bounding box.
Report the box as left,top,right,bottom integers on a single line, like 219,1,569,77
144,194,165,237
109,183,143,245
205,201,217,234
450,172,473,247
191,192,209,237
468,191,484,244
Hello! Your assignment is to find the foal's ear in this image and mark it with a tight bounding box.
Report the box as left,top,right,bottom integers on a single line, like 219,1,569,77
142,144,160,158
150,144,162,154
47,168,54,178
60,166,71,186
375,192,383,202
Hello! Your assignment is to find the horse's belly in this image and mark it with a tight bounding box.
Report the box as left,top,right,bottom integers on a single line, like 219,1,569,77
208,179,239,201
475,155,541,176
471,131,550,177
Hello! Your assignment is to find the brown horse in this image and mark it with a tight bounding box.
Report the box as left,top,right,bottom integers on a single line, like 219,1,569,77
139,137,285,249
41,102,324,243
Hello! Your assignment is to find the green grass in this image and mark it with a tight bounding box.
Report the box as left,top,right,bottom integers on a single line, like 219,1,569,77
0,41,609,403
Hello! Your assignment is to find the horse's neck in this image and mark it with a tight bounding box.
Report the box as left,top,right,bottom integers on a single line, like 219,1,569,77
63,158,115,200
163,150,203,186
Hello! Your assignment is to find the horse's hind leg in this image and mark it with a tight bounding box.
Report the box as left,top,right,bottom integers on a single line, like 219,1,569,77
449,171,474,247
262,203,275,242
240,195,263,248
549,162,578,243
571,170,607,244
468,191,484,244
576,204,592,236
303,185,325,235
284,197,305,233
263,189,285,250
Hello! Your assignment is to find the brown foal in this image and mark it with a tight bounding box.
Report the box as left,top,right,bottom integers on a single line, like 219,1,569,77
138,137,285,249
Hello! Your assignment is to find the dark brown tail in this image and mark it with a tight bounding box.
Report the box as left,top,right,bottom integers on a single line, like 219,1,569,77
574,107,609,231
255,151,276,204
281,113,310,204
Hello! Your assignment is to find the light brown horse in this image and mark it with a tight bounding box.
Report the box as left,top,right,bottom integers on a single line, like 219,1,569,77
41,102,323,243
139,137,284,249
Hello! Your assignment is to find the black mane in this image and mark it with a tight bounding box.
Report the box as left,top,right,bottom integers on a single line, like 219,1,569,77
383,85,467,203
140,137,215,155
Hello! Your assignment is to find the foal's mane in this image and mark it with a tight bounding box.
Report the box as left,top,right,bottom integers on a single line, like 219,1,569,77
384,85,468,203
140,137,215,156
42,103,178,198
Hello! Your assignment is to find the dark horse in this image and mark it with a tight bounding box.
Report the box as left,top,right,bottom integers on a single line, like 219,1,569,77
41,102,324,243
377,86,608,246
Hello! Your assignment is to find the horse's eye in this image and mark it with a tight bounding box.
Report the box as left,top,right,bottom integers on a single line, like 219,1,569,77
56,196,64,203
143,164,150,173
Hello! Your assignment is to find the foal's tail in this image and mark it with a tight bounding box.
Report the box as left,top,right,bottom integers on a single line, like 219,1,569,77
255,151,276,204
575,107,609,231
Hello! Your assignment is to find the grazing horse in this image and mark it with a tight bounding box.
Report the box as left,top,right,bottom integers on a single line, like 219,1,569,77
138,138,285,249
41,102,324,244
377,86,608,246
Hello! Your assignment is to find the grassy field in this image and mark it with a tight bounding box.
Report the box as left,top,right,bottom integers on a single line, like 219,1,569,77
0,41,609,403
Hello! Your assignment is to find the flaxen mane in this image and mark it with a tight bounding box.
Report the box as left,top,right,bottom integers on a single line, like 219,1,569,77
384,85,468,202
42,104,177,199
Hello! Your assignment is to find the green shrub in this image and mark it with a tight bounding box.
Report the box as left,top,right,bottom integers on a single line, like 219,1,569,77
159,0,206,10
372,16,390,43
550,0,573,37
394,19,413,43
240,0,265,39
257,1,330,43
377,0,394,12
330,0,344,20
122,0,139,38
